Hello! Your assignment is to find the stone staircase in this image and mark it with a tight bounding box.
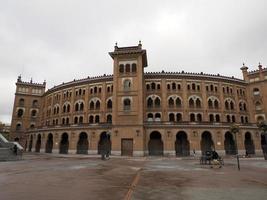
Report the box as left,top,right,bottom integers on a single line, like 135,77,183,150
0,134,23,161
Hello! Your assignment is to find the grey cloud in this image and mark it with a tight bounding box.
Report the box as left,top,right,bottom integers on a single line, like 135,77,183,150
0,0,267,123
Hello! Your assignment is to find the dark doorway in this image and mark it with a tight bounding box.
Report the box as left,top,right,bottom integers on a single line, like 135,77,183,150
77,132,89,154
261,133,267,155
98,132,111,155
148,131,163,156
121,139,133,156
35,134,41,152
59,133,69,154
201,131,214,155
45,133,53,153
244,132,255,155
29,135,33,152
224,132,237,155
175,131,190,156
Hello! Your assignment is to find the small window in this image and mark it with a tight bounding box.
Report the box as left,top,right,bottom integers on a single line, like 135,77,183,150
132,63,137,73
123,98,131,110
125,64,130,73
17,109,24,117
124,79,131,90
107,99,112,109
19,98,25,106
119,64,124,73
31,110,37,117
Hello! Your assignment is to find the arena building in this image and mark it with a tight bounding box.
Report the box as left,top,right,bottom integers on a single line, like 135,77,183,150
9,43,267,156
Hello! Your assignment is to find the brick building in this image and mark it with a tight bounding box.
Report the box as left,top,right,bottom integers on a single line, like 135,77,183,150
9,43,267,156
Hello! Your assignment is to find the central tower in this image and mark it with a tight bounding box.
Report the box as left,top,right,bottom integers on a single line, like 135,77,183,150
109,42,148,156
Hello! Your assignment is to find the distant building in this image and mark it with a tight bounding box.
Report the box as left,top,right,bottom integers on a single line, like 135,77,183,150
9,43,267,156
0,122,11,140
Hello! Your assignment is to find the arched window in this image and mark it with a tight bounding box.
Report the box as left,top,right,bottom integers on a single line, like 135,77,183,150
67,104,70,112
124,98,131,110
125,64,130,73
169,113,175,122
241,116,244,123
176,113,182,122
190,113,195,122
208,99,213,108
232,115,236,123
215,114,220,122
230,101,234,110
89,115,94,123
62,118,65,125
119,64,124,73
192,83,196,90
197,113,202,122
209,114,214,122
31,110,37,117
151,82,156,90
226,115,231,123
94,87,97,93
155,97,161,107
63,105,66,113
107,86,110,93
19,98,25,106
172,82,176,90
74,117,78,124
214,100,219,109
147,97,153,108
32,100,38,107
95,115,100,123
75,103,79,111
107,114,112,123
196,99,201,108
225,101,229,110
155,113,161,121
66,117,69,124
168,98,174,107
80,102,84,111
167,84,170,90
124,79,131,90
90,101,94,110
189,98,194,108
79,116,83,124
96,101,100,110
132,63,137,73
176,98,181,107
157,84,161,90
16,123,21,130
253,88,260,95
146,84,150,90
107,99,112,109
147,113,153,121
17,109,24,117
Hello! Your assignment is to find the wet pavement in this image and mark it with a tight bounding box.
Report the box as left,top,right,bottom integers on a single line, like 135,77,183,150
0,153,266,200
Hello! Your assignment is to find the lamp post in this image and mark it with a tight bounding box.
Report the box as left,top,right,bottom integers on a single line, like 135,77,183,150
258,121,267,160
230,124,240,170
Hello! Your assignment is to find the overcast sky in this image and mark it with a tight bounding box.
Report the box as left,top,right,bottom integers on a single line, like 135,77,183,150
0,0,267,124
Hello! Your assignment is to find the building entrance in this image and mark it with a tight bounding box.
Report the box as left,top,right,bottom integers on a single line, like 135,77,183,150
98,132,111,155
148,131,163,156
121,139,133,156
175,131,190,156
45,133,53,153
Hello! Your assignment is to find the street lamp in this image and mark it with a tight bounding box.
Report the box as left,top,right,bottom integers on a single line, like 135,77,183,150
230,124,240,170
258,121,267,160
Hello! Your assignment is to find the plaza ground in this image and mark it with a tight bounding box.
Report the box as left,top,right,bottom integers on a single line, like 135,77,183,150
0,153,266,200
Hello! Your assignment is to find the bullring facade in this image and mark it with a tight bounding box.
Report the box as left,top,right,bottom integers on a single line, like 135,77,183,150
10,43,267,156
